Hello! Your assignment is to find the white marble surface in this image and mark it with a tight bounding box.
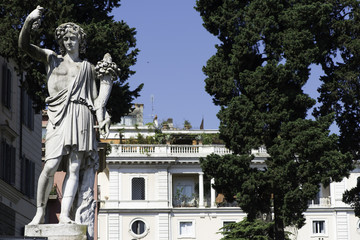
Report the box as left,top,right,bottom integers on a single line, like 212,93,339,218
25,224,87,240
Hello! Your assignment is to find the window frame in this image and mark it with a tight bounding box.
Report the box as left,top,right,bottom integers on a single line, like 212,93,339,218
178,219,196,239
0,138,16,186
221,219,237,232
129,218,149,239
21,88,34,130
130,176,147,200
20,156,35,199
223,220,237,227
311,219,327,237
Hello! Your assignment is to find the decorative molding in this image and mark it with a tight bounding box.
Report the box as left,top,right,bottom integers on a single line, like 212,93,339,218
0,123,18,142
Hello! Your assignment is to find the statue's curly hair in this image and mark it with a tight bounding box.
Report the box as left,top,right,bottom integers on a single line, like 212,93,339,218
55,22,87,55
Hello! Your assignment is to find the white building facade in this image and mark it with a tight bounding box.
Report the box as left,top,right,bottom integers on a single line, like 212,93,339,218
296,170,360,240
97,125,360,240
0,56,42,236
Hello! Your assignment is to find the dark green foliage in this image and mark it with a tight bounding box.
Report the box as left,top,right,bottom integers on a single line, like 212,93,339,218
343,177,360,217
220,218,276,240
199,133,223,145
200,154,272,220
314,1,360,160
0,0,142,121
310,0,360,219
196,0,356,238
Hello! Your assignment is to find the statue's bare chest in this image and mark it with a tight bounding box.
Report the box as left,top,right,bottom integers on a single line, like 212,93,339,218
47,59,82,96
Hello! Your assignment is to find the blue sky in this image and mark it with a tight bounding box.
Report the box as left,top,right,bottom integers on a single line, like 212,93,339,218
112,1,335,132
112,0,220,129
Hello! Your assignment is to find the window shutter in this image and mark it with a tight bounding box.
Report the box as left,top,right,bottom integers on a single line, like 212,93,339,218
30,161,35,199
20,156,25,193
6,69,11,109
10,146,15,185
0,140,4,179
25,158,30,197
28,98,34,130
132,177,145,200
5,143,11,183
1,64,6,106
21,88,25,124
30,102,34,130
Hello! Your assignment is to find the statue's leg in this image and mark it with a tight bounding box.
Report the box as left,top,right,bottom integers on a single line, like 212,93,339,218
59,151,84,224
28,158,62,225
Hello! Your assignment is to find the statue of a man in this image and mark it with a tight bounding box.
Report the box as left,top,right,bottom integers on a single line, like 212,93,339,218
18,6,110,226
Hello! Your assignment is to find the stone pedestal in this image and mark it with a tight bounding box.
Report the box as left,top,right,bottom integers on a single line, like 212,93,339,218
25,224,87,240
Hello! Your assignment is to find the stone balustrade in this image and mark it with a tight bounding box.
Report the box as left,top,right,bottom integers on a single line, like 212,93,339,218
308,197,332,207
108,144,233,157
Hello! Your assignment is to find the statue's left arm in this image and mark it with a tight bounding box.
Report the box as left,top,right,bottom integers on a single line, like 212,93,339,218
91,65,111,138
90,65,98,101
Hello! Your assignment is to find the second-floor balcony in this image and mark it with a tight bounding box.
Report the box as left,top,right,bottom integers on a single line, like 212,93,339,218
308,197,331,208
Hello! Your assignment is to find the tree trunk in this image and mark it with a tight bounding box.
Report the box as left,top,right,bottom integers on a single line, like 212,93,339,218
273,195,285,240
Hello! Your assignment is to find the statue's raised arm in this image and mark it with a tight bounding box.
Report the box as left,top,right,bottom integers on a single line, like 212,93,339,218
19,6,104,238
18,6,51,64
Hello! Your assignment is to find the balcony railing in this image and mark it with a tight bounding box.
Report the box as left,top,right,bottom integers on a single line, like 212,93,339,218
173,197,198,208
308,197,331,207
108,144,232,157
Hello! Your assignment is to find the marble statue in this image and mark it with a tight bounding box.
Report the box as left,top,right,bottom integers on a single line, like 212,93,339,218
18,5,116,237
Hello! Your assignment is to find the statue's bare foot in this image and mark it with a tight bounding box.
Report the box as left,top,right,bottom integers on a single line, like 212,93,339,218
59,215,75,224
28,208,45,225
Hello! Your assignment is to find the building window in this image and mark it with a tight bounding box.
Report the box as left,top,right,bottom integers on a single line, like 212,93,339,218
129,218,149,239
132,177,145,200
0,139,15,185
22,88,34,130
179,220,195,238
223,221,236,227
174,184,196,207
222,221,236,232
21,157,35,198
1,64,11,109
132,220,145,235
313,220,325,234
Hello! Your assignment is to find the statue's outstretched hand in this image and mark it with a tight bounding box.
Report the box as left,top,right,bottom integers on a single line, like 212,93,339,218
27,6,44,29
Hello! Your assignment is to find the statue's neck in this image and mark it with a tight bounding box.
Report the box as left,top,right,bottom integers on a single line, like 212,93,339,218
64,52,81,62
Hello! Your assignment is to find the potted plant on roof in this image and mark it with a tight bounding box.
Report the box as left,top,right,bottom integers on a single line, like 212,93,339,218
183,120,192,130
165,134,173,145
161,120,169,130
196,135,203,145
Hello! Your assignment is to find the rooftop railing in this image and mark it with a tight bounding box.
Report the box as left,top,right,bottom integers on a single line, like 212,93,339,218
108,144,233,157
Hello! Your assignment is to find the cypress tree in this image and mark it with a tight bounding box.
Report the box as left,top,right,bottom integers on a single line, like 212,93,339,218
196,0,357,238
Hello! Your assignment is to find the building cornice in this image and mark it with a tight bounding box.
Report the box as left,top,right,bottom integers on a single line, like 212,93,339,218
0,123,18,141
98,207,244,214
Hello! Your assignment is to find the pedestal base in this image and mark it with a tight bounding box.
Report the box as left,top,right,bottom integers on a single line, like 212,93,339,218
25,224,87,240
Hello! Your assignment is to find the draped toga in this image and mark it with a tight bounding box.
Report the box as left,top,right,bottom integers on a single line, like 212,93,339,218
45,60,98,169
